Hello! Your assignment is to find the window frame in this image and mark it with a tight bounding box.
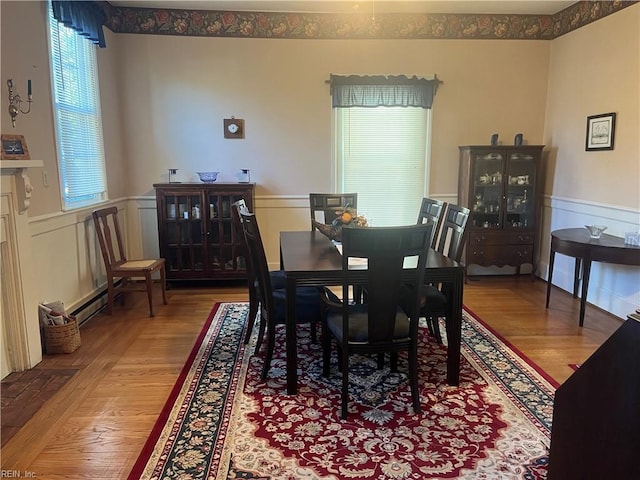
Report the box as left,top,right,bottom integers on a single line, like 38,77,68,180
47,2,108,211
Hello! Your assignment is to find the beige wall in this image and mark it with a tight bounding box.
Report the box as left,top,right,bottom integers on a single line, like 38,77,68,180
544,4,640,208
0,1,127,217
115,34,550,201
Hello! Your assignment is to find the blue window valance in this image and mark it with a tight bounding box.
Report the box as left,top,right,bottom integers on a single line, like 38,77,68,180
52,1,106,48
330,74,440,108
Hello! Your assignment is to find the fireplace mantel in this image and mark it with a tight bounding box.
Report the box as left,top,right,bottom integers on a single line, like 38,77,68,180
0,160,44,213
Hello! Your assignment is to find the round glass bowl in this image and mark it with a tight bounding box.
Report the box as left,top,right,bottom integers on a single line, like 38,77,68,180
585,225,607,238
196,171,219,183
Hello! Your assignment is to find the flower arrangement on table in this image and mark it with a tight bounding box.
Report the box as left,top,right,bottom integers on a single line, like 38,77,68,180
312,205,368,242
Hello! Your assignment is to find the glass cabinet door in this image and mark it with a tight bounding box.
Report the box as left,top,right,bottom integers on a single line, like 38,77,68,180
205,193,247,273
163,192,204,273
471,152,504,229
505,153,536,230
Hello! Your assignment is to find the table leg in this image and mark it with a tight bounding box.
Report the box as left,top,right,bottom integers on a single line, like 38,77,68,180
446,272,463,386
573,258,582,298
579,259,591,327
546,250,556,308
285,275,298,394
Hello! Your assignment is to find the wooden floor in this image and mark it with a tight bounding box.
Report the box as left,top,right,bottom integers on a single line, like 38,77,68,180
0,277,624,478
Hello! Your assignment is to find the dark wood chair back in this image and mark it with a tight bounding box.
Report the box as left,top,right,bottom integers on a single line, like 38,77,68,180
232,199,260,344
93,206,127,272
237,210,275,322
434,203,471,262
309,193,357,229
324,223,433,418
417,197,447,248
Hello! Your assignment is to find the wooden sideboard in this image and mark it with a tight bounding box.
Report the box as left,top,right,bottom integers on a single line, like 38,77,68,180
154,182,255,283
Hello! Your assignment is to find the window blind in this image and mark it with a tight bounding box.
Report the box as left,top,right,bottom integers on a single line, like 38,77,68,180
49,5,107,209
336,107,429,227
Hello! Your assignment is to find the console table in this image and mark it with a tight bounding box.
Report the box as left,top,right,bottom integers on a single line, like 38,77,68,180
545,228,640,326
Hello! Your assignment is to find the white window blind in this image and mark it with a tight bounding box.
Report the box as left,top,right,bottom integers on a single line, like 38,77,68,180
335,107,429,227
48,5,107,209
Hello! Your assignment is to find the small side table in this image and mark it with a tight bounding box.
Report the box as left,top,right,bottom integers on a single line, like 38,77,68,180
545,228,640,326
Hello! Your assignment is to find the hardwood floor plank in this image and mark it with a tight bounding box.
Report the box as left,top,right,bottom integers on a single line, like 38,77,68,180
0,280,625,478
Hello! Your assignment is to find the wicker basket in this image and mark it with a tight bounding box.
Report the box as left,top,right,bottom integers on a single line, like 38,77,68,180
42,316,81,354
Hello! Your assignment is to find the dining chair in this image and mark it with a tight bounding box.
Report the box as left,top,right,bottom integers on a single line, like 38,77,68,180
309,193,357,229
415,203,471,343
232,199,297,351
417,197,447,248
321,223,434,419
92,206,167,317
237,208,332,379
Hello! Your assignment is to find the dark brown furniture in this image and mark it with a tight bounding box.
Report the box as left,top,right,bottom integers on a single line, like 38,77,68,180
546,228,640,326
321,224,434,419
417,197,447,248
309,193,357,229
458,145,544,277
154,182,255,283
547,318,640,480
279,230,464,395
417,203,470,344
238,211,328,379
92,206,167,317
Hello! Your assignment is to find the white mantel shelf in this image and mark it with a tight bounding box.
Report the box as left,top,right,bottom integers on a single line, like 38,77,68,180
1,160,44,213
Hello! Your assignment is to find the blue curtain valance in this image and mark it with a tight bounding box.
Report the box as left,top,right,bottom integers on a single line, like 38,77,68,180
330,74,440,108
52,1,106,48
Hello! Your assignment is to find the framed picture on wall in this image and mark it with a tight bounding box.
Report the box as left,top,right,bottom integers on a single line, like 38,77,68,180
1,134,30,160
585,112,616,151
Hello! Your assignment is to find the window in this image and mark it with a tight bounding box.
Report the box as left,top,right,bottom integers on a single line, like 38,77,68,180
335,107,430,226
331,75,438,227
48,4,107,210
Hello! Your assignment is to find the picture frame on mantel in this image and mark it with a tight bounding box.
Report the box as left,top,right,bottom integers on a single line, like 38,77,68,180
1,134,30,160
585,112,616,151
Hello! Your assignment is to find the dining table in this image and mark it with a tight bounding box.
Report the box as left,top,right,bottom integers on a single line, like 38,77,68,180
279,230,465,395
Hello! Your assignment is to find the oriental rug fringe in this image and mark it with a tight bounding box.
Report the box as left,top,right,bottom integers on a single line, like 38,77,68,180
128,303,558,480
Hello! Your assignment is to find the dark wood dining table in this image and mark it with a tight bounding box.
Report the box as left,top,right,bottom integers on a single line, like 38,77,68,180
279,230,465,395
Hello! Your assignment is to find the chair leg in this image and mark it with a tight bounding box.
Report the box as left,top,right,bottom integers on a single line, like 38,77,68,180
310,322,318,343
430,317,443,344
106,277,115,315
409,344,422,414
376,353,384,369
244,287,259,344
322,325,331,378
341,347,349,420
390,352,398,372
145,273,155,317
160,265,168,305
261,321,277,380
254,313,266,354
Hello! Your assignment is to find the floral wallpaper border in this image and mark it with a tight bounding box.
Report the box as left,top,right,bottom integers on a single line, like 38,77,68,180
101,1,636,40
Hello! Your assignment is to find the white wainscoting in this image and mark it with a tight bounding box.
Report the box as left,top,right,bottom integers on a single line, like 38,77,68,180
23,193,639,344
28,199,147,325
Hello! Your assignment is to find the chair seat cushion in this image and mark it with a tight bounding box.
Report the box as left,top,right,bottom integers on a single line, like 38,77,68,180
398,284,447,316
326,304,410,343
272,287,323,323
269,270,287,290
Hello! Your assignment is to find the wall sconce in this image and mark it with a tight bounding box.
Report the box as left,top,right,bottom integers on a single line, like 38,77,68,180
7,79,33,128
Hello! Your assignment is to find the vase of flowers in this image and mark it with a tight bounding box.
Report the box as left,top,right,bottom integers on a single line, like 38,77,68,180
312,205,368,242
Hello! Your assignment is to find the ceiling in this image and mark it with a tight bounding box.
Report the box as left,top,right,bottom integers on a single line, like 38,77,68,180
108,1,576,15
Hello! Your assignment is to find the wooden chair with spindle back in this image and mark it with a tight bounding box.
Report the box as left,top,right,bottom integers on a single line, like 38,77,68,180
92,206,167,317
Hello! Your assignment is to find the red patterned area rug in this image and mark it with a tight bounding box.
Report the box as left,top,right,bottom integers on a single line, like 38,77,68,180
128,303,558,480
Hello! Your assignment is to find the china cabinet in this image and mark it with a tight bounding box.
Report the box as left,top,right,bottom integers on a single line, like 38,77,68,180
154,183,255,282
458,145,544,277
